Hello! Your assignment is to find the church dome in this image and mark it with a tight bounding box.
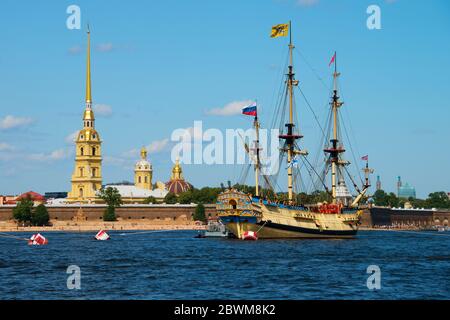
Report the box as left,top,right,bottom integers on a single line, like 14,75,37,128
135,147,152,171
165,158,192,194
165,179,192,194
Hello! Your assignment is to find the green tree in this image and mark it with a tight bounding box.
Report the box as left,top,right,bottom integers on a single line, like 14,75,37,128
426,191,449,209
373,189,388,206
13,196,34,225
98,187,123,207
178,190,194,204
193,203,206,223
103,206,116,221
143,196,157,204
98,187,122,222
32,204,50,226
164,192,178,204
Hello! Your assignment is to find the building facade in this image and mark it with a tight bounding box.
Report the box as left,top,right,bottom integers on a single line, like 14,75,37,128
134,147,153,190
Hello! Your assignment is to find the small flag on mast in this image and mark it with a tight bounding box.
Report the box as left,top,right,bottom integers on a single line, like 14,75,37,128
329,52,336,67
361,155,368,161
270,23,289,38
242,102,257,117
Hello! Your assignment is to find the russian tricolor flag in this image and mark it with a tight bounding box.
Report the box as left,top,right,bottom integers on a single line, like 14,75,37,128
242,102,257,117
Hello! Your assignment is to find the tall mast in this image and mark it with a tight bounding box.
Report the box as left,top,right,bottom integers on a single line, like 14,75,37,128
254,113,260,197
278,21,301,204
324,52,345,204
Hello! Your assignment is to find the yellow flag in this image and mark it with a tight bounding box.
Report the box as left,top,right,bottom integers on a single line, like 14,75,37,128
271,23,289,38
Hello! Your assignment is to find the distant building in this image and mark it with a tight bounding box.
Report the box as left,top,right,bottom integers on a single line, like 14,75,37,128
45,192,68,200
16,191,46,205
376,175,381,191
104,185,168,203
397,177,416,199
0,195,18,205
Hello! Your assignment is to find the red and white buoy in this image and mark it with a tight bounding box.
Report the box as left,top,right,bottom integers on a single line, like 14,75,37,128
95,230,110,241
28,233,48,245
242,231,258,240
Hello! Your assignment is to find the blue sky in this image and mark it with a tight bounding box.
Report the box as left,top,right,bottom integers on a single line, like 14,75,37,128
0,0,449,198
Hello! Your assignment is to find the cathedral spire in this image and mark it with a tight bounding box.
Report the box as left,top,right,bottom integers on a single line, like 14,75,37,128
85,25,92,105
83,25,95,128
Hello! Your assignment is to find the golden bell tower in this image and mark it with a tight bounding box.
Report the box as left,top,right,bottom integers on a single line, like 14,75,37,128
67,27,103,203
134,147,153,190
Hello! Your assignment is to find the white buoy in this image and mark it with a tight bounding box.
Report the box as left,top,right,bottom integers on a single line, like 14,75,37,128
95,230,110,241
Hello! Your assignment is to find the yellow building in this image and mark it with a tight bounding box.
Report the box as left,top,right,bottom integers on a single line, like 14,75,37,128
134,147,153,190
67,28,102,203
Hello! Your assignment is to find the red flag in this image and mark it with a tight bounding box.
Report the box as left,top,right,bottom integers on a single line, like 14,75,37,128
328,52,336,67
361,155,368,161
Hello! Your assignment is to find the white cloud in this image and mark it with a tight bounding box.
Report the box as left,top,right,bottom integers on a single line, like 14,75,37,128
147,138,170,154
96,43,114,52
296,0,319,6
65,131,79,144
93,104,113,117
0,142,13,151
205,100,253,116
0,115,34,130
68,45,82,55
29,148,71,162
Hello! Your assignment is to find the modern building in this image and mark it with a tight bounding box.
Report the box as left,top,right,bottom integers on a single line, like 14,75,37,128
67,28,103,203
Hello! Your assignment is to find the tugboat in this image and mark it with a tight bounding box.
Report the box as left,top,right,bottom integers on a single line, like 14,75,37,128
217,22,371,239
194,219,230,238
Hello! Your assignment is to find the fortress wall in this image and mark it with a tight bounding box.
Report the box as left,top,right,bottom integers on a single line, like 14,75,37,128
0,204,217,222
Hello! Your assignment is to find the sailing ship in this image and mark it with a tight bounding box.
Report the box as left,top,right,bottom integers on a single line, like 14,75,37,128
216,23,371,239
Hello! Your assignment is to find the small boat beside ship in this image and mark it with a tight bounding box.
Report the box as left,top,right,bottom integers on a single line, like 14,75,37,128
194,219,230,238
216,22,371,239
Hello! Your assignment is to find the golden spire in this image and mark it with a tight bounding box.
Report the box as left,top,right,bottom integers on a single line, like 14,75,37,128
86,25,92,104
140,147,147,160
171,157,183,180
83,25,95,124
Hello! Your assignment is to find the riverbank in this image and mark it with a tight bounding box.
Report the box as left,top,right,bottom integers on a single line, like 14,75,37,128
0,220,206,232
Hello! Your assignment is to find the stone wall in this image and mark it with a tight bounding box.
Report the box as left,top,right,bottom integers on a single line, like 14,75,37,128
0,204,217,222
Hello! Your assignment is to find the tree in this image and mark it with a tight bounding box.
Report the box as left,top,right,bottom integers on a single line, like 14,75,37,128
98,187,122,222
13,196,34,225
103,206,116,221
178,190,194,204
32,204,50,226
98,187,123,207
193,204,206,223
164,192,178,204
373,189,388,206
426,191,449,209
143,196,157,204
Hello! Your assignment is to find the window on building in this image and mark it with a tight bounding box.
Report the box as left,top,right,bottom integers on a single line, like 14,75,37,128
79,188,83,197
138,176,142,183
80,147,84,156
144,176,148,183
92,168,96,177
92,147,96,156
79,167,83,176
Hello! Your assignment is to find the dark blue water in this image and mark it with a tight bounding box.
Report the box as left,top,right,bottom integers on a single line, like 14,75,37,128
0,230,449,299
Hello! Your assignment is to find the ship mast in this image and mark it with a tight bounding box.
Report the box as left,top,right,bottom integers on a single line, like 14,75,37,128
254,113,260,197
279,21,302,204
325,52,345,204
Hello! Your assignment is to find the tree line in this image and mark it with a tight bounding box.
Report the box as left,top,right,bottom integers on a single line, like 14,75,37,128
372,189,450,209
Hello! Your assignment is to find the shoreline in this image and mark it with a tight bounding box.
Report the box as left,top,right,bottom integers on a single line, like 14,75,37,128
0,220,206,233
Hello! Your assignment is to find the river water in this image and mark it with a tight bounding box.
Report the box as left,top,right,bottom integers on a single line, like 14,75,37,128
0,230,449,299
